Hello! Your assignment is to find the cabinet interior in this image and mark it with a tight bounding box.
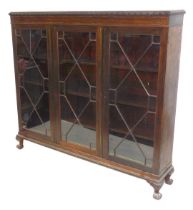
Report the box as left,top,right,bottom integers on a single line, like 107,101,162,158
16,28,161,168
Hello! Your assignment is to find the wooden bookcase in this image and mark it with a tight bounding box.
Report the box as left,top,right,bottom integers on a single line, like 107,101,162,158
10,11,185,199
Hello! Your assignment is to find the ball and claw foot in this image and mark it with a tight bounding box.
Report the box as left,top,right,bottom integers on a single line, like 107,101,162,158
148,167,174,199
148,181,163,200
165,177,173,185
16,135,24,149
153,192,162,200
16,143,23,149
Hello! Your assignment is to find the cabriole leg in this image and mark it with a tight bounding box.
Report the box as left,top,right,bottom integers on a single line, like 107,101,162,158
165,168,174,185
148,181,164,200
16,135,24,149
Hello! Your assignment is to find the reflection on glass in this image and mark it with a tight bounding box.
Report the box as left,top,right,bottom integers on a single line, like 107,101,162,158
58,31,96,150
16,29,50,136
108,33,160,167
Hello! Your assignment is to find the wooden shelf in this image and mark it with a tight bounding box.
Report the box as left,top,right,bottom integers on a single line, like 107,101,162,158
109,129,153,146
63,115,96,131
65,89,90,98
116,97,148,109
110,126,154,142
63,111,153,143
135,67,158,73
79,60,96,66
111,65,158,73
23,80,43,86
80,116,96,130
61,86,96,100
60,59,95,66
63,89,150,109
134,127,154,141
18,55,47,62
62,116,153,145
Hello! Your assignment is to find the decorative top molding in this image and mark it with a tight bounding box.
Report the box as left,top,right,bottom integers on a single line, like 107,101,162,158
9,10,185,17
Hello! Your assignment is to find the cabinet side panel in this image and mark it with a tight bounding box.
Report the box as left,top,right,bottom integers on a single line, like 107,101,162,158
11,24,23,131
160,26,183,171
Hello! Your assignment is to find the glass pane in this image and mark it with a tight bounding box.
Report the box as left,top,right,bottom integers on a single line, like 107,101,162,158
108,32,160,167
58,31,96,150
16,29,50,136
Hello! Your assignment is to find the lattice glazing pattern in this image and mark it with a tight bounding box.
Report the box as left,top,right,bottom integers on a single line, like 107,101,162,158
58,31,96,150
108,32,160,167
16,29,50,136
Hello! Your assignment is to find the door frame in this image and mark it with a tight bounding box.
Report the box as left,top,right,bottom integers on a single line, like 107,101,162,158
52,25,103,156
102,26,163,173
12,24,54,142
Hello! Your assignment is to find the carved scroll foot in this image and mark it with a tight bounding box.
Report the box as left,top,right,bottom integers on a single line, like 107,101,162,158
148,181,164,200
165,168,174,185
16,135,24,149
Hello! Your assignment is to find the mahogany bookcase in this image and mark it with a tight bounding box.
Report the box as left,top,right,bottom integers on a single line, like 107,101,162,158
10,11,185,199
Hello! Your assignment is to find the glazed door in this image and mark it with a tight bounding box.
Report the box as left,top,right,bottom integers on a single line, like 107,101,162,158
55,26,100,154
15,27,53,140
103,28,161,168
